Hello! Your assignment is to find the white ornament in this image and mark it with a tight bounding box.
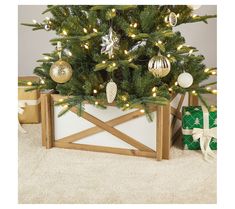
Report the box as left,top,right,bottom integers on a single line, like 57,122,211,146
106,79,117,103
101,27,119,59
177,72,194,88
188,5,201,10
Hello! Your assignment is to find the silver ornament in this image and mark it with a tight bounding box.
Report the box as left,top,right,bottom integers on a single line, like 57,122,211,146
128,39,147,53
148,54,171,77
106,79,117,103
101,27,119,59
177,72,194,88
44,24,51,31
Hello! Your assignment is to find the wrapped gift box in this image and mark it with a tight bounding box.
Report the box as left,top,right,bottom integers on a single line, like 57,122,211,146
18,76,41,123
182,106,217,150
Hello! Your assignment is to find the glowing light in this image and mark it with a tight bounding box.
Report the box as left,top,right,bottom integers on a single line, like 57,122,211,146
112,63,116,67
212,89,217,94
168,87,173,92
152,87,157,92
152,92,157,97
176,13,180,18
140,109,145,113
93,89,98,94
45,17,50,20
83,28,88,33
124,50,128,55
59,99,64,102
211,71,217,75
192,90,196,94
189,49,194,55
121,96,127,101
177,45,183,50
111,55,115,58
44,56,50,60
133,23,138,28
84,44,89,49
32,19,37,24
93,28,98,33
206,87,211,91
67,51,72,56
40,79,45,84
192,14,198,18
167,54,171,58
102,61,106,64
111,8,116,12
125,103,130,107
95,101,99,105
62,30,67,35
27,81,32,86
128,58,132,62
131,34,136,38
158,40,162,44
204,68,210,73
175,81,178,86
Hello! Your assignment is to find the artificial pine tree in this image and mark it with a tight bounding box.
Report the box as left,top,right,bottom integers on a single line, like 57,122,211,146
22,5,217,120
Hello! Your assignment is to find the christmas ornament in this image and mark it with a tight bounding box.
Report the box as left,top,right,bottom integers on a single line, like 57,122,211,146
44,24,51,31
177,72,194,88
128,39,147,53
148,54,171,77
188,5,201,10
101,27,119,59
106,79,117,103
165,12,177,27
49,60,73,83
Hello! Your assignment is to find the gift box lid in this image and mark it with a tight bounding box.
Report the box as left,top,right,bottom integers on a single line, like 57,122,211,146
182,106,217,130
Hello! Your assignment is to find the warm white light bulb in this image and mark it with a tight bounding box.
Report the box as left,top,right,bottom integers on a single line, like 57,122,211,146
140,109,145,113
93,28,98,33
83,28,88,33
95,101,99,105
102,61,106,64
32,19,37,24
93,89,98,94
27,81,32,86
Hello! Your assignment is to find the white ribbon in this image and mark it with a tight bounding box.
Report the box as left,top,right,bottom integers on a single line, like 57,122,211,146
182,106,217,161
18,99,40,133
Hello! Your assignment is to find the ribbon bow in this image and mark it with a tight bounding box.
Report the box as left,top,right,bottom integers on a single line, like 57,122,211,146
192,127,217,160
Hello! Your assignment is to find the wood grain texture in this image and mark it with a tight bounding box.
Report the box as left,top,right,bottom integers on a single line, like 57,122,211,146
54,141,156,158
156,106,163,161
162,103,171,160
45,94,53,149
69,107,154,152
41,93,47,146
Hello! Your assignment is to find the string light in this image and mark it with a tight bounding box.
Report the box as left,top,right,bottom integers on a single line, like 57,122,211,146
140,109,145,113
177,45,183,50
192,90,197,95
121,96,127,101
192,14,198,18
206,87,211,91
63,104,68,108
40,79,45,84
133,23,138,28
124,50,128,55
84,43,89,49
175,81,178,86
95,101,99,105
152,87,157,92
212,89,217,94
158,40,162,44
59,99,64,102
102,61,106,64
128,58,132,62
189,49,194,55
130,23,133,27
27,81,32,86
131,34,136,38
83,28,88,33
93,28,98,33
125,103,130,107
93,89,98,94
167,54,171,58
112,63,116,67
176,13,180,18
62,30,67,35
111,8,116,12
44,56,50,60
204,68,210,73
152,92,157,97
211,71,217,75
168,87,173,92
32,19,37,24
111,55,115,58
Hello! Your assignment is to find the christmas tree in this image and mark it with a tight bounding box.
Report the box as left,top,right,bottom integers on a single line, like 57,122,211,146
22,5,217,120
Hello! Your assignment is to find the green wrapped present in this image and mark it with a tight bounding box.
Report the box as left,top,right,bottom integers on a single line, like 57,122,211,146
182,106,217,152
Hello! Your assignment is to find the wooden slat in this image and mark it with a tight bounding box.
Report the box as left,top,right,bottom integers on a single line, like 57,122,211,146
188,93,199,106
58,107,157,143
70,107,154,152
172,128,182,145
41,93,47,146
156,106,163,160
59,109,144,143
171,107,182,120
45,94,53,149
162,103,171,160
54,141,156,158
171,94,185,130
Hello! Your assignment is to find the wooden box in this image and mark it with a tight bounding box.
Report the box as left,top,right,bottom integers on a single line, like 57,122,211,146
41,93,198,161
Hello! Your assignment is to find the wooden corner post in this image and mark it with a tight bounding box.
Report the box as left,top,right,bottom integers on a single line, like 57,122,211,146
188,93,199,106
162,103,171,159
41,93,54,149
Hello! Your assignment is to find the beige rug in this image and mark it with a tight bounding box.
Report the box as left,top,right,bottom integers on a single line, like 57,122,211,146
18,124,216,204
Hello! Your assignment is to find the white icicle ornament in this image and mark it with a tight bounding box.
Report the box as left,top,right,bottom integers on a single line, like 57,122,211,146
106,79,117,103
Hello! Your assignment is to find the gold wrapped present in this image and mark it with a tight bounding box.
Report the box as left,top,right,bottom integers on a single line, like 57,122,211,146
18,76,41,124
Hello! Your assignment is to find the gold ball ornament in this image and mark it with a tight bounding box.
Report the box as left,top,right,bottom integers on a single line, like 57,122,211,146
49,60,73,83
148,55,171,77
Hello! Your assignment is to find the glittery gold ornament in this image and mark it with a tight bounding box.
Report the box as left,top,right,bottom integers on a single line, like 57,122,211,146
148,54,171,77
49,60,73,83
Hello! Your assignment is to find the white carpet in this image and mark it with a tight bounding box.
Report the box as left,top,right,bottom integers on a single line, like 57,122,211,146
18,124,216,204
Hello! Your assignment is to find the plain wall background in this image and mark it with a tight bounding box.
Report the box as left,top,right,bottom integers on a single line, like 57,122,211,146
18,5,217,103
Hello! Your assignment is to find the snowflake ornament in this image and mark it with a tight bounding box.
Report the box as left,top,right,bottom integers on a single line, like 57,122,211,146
101,27,119,59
